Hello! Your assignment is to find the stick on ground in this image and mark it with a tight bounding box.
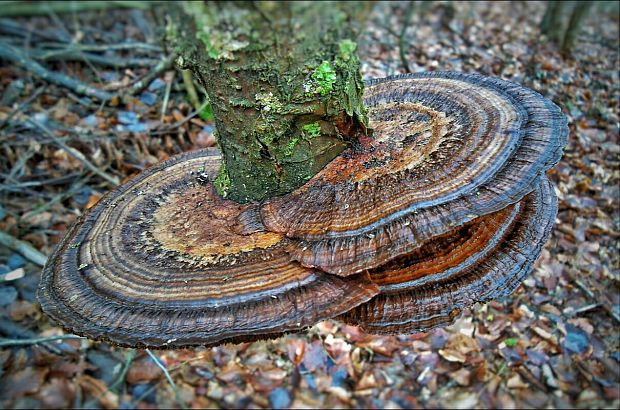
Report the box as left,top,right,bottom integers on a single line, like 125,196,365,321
29,120,120,186
0,230,47,267
0,42,114,101
0,334,84,348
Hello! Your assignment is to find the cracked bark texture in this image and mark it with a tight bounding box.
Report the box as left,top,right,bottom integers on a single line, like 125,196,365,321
174,1,373,202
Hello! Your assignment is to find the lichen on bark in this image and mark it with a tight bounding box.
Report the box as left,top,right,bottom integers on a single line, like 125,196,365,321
173,1,372,202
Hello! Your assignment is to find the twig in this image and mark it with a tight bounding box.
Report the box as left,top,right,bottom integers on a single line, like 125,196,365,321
145,349,187,410
33,48,159,68
7,147,36,181
131,352,210,406
0,230,47,267
566,303,602,316
0,18,63,42
181,69,201,111
0,42,114,101
83,349,137,408
399,1,415,73
110,349,137,392
0,334,84,347
1,172,82,192
37,42,162,52
46,6,72,43
574,278,595,299
150,101,209,135
160,71,175,122
29,120,120,186
0,1,152,17
382,23,400,38
127,54,176,96
0,85,47,130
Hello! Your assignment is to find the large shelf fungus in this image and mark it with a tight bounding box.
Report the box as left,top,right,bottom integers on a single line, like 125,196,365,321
39,72,567,348
338,177,557,334
238,72,567,276
38,149,379,348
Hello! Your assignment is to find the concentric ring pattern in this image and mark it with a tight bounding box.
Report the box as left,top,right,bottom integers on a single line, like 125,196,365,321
239,72,567,276
39,72,567,348
340,177,557,334
38,149,379,348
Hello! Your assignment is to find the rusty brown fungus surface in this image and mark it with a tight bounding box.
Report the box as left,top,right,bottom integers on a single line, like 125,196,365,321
38,72,567,348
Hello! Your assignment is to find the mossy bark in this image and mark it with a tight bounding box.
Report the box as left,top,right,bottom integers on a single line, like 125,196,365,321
173,1,372,203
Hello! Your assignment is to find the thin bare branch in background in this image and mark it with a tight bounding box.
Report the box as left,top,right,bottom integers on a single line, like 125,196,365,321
0,42,114,101
0,334,84,348
0,230,47,267
399,1,415,73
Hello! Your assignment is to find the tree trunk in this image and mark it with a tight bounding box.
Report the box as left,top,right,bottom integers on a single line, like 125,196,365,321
172,1,372,203
561,1,594,55
540,0,566,43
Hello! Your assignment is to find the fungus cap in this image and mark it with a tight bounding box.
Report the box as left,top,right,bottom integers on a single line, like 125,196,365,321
339,176,557,334
38,149,379,348
238,72,567,276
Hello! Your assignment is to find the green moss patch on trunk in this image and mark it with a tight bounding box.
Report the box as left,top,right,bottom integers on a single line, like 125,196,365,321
173,1,372,202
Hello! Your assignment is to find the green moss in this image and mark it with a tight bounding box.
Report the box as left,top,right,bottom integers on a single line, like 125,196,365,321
302,121,321,138
311,61,337,96
199,103,214,121
214,162,231,198
283,137,300,156
505,338,517,347
255,91,283,113
178,2,371,203
338,39,357,63
229,97,254,108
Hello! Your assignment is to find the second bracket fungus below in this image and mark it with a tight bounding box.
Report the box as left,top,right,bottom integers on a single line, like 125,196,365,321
39,72,567,348
339,177,557,334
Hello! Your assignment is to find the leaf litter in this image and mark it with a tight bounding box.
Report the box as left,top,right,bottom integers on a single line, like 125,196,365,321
0,1,618,409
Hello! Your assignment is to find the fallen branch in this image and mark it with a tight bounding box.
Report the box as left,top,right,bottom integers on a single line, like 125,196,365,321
0,230,47,267
0,1,152,17
32,48,159,68
127,54,176,96
0,42,114,101
0,334,85,348
36,42,163,53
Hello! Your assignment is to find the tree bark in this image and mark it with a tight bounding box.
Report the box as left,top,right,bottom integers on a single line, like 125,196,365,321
561,1,594,55
540,1,566,43
173,1,372,203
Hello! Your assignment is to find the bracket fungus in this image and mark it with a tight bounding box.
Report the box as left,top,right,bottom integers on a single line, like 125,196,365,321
38,149,379,348
39,72,567,348
238,72,567,276
339,177,557,334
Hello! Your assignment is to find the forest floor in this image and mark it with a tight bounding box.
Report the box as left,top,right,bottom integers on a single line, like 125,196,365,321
0,1,618,409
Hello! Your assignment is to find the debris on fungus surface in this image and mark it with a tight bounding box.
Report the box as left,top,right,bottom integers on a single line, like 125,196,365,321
38,72,567,348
